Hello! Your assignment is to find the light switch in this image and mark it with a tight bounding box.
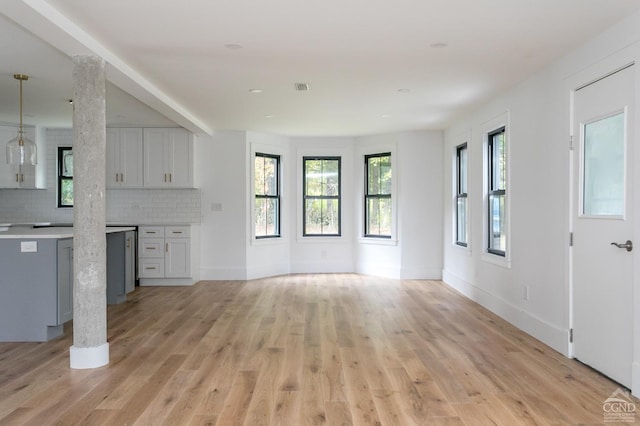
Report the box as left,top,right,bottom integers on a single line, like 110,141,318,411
21,241,38,253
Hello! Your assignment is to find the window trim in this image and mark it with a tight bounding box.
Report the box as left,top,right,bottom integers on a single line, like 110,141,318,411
455,143,468,247
254,152,281,239
487,126,506,257
364,152,392,239
57,146,73,208
302,156,342,237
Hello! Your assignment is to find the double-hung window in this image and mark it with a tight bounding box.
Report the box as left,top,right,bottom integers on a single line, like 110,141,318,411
57,146,74,208
487,127,506,255
254,153,281,238
364,153,391,238
303,157,341,236
455,144,468,246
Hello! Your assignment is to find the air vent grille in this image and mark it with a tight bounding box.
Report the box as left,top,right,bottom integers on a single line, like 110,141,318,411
295,82,310,91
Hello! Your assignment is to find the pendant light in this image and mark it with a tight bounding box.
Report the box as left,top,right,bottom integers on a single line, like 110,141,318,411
6,74,37,165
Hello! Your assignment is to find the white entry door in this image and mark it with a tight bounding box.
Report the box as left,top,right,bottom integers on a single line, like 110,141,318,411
572,65,634,387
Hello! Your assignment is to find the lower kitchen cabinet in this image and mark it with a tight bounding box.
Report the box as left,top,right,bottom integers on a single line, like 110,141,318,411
106,230,137,304
57,238,73,324
138,225,195,285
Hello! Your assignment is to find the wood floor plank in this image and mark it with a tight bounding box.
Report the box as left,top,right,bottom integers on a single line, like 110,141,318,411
0,275,635,425
215,370,258,426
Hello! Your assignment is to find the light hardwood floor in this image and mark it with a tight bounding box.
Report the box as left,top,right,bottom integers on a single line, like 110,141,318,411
0,274,635,425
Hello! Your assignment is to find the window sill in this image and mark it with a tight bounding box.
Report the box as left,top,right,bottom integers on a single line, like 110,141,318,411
481,251,511,269
358,237,398,246
251,236,288,246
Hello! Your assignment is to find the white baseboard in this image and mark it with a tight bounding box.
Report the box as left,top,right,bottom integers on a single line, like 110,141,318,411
199,267,247,281
246,263,290,280
442,268,569,356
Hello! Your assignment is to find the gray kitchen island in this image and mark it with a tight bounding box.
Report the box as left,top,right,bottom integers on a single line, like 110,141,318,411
0,226,135,342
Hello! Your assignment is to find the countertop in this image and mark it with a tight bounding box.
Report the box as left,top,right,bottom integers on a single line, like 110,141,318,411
0,226,136,239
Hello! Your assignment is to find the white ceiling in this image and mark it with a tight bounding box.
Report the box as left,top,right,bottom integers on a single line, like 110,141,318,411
1,0,640,137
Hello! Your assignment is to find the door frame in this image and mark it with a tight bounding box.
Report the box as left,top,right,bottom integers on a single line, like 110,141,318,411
566,46,640,395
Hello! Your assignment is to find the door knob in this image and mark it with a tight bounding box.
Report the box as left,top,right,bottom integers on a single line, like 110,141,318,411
611,240,633,252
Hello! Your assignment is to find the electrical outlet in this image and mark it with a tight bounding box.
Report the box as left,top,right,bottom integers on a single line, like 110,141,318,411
523,285,530,301
21,241,37,253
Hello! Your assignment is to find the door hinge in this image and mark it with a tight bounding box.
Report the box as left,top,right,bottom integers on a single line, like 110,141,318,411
569,328,574,343
569,135,574,151
569,232,573,247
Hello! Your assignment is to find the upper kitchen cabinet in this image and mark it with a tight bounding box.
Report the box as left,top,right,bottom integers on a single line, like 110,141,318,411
143,128,194,188
0,124,43,189
106,127,143,188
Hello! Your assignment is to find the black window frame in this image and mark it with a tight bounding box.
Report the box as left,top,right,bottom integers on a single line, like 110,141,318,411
487,127,506,256
254,152,281,239
364,152,392,238
303,156,341,237
455,143,468,247
57,146,73,208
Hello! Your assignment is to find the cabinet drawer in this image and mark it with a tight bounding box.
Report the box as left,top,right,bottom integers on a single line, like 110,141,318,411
139,226,165,238
165,226,190,238
139,239,164,257
139,259,165,278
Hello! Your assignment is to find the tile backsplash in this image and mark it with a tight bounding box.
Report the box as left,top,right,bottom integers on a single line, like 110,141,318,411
0,128,201,225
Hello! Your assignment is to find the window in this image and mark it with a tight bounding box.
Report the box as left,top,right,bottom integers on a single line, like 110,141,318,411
254,153,281,238
455,144,468,246
303,157,341,236
364,153,391,238
487,127,506,255
58,147,73,207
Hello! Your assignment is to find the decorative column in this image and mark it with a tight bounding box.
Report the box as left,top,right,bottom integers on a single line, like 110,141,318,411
69,55,109,369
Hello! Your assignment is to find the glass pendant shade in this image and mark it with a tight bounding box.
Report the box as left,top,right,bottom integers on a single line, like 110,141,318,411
6,130,37,165
6,74,37,166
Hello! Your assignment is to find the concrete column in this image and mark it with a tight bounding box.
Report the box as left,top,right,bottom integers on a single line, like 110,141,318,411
69,55,109,369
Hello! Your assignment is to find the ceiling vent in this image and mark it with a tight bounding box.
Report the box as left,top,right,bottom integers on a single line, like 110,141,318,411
295,82,310,91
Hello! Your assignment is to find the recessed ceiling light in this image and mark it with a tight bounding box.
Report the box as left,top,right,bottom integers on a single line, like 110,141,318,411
430,42,448,49
381,114,390,118
264,115,274,119
225,43,243,50
249,89,263,93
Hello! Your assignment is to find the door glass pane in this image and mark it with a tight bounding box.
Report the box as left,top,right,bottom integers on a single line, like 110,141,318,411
583,112,625,216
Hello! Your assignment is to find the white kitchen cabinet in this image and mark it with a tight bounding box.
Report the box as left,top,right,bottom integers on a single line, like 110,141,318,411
143,128,193,188
0,125,39,188
138,225,193,285
106,128,143,188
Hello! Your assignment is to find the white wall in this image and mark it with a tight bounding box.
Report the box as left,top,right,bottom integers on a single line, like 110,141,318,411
197,130,248,279
355,131,443,279
289,137,356,273
246,131,291,279
196,130,444,280
442,9,640,371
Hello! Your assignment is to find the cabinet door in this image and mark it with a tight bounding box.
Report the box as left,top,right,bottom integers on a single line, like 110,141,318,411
106,128,120,188
107,128,143,188
57,239,73,324
143,128,170,188
165,237,190,277
120,128,143,188
167,128,193,187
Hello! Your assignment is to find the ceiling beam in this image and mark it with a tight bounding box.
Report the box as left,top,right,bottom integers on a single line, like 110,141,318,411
0,0,213,135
